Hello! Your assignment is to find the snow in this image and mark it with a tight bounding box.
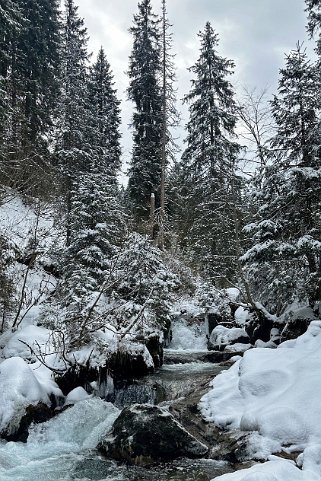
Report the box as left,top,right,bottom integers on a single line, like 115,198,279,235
64,387,91,405
201,320,321,481
209,325,249,347
0,357,50,434
224,343,252,353
235,306,250,327
1,325,52,359
225,288,241,302
213,458,319,481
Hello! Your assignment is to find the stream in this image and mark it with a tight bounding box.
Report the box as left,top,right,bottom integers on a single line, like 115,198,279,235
0,342,235,480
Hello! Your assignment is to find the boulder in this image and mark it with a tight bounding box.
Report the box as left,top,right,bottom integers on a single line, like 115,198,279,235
99,403,208,464
208,326,249,351
3,402,53,442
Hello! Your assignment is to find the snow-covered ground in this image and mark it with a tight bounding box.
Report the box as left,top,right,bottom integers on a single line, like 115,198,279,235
200,320,321,481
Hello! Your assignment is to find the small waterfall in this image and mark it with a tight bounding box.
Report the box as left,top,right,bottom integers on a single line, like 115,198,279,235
0,399,120,481
169,318,207,351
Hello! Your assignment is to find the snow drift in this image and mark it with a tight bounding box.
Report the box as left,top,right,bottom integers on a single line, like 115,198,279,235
200,320,321,481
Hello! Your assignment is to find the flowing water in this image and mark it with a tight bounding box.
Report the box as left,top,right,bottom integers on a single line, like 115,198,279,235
0,324,234,481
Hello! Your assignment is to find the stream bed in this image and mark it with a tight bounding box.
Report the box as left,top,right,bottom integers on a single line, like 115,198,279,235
0,352,235,481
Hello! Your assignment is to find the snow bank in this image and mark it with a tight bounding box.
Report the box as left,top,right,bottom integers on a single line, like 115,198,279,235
200,321,321,481
213,458,319,481
0,357,50,434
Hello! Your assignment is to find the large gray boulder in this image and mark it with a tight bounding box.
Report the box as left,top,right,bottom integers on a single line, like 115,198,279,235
99,403,208,464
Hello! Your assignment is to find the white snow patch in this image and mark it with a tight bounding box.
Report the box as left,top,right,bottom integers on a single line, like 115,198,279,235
225,288,241,302
235,306,250,327
224,343,252,353
0,357,50,434
64,387,91,406
209,325,249,348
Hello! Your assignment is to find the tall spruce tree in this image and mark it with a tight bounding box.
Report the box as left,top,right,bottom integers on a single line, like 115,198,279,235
173,22,240,283
127,0,163,223
242,44,321,313
158,0,179,248
0,0,60,193
87,47,121,181
15,0,61,148
271,43,318,166
0,0,22,161
56,0,90,244
55,21,125,344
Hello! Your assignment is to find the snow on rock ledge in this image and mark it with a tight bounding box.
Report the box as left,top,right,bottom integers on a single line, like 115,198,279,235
208,325,250,351
0,357,51,437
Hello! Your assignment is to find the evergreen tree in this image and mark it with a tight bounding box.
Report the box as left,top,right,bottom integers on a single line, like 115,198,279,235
243,44,321,313
127,0,163,222
306,0,321,56
87,47,121,181
54,11,126,344
56,0,90,243
158,0,179,248
15,0,61,148
271,43,318,166
0,0,22,163
173,22,241,283
0,0,60,193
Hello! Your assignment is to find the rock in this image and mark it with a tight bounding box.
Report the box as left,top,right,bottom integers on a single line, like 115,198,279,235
2,402,53,442
107,347,154,382
56,365,99,396
143,333,164,368
208,430,255,463
208,326,249,351
281,318,311,342
99,404,208,464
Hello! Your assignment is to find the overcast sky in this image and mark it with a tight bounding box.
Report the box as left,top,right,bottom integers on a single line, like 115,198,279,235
76,0,314,175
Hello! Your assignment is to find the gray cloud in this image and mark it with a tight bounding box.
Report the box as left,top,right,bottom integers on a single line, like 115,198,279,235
76,0,315,171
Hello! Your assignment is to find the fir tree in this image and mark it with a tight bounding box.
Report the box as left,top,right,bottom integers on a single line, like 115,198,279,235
87,47,121,181
56,0,90,244
306,0,321,56
173,22,241,283
14,0,61,148
0,0,60,193
158,0,179,248
271,43,318,166
243,44,321,313
127,0,163,222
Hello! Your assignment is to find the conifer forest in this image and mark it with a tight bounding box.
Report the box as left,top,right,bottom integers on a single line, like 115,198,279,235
0,1,321,480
